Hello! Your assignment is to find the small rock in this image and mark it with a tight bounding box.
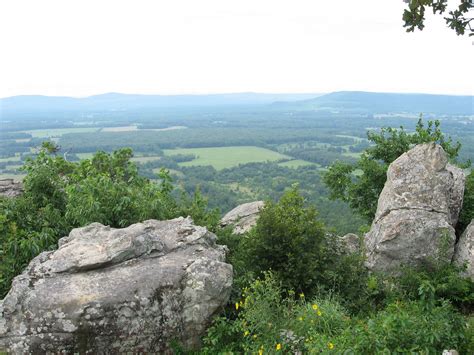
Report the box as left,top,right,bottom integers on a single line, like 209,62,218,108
340,233,361,254
220,201,264,234
0,179,23,198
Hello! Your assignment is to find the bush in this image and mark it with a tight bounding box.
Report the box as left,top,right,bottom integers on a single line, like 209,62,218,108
202,273,350,354
0,145,219,298
231,186,369,301
336,300,470,354
242,186,328,295
202,273,472,354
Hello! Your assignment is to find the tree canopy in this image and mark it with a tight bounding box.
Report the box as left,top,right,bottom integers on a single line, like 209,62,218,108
403,0,474,36
323,118,464,222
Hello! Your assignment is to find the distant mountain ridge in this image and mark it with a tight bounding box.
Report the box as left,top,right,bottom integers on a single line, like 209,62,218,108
0,92,323,114
1,91,472,116
274,91,474,115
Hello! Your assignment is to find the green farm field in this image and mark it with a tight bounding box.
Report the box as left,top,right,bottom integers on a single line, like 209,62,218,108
22,127,100,138
76,152,161,163
164,146,291,170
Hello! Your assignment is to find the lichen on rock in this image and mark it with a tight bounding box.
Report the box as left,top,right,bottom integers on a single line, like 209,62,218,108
0,217,233,353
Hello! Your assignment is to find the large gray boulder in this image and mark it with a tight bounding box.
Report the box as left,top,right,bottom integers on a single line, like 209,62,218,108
220,201,264,234
453,220,474,280
0,217,233,353
0,179,22,198
365,143,465,273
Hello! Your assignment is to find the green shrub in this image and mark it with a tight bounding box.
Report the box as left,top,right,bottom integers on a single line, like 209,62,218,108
0,145,219,298
202,273,350,354
335,300,469,354
239,186,367,299
202,273,471,354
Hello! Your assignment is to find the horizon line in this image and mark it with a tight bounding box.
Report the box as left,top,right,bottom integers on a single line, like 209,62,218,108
1,89,473,100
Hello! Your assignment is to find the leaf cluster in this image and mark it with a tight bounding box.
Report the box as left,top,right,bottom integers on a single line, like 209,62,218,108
403,0,473,36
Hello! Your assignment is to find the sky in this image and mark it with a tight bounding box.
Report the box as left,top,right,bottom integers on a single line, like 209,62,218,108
0,0,472,98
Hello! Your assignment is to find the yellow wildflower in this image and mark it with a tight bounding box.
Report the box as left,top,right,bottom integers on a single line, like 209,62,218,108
244,330,249,337
298,316,303,321
317,310,322,317
276,343,282,351
312,304,318,310
299,292,305,298
258,347,264,355
328,342,334,350
253,334,258,339
235,302,239,310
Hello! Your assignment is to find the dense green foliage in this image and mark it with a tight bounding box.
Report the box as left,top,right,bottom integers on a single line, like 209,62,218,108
0,100,473,352
403,0,473,36
0,145,217,298
227,187,367,300
323,118,464,221
202,177,474,354
202,271,473,354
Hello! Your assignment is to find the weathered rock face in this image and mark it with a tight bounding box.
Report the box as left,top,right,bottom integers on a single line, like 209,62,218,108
0,179,23,198
453,220,474,280
340,233,362,254
365,143,465,273
0,217,233,353
220,201,264,234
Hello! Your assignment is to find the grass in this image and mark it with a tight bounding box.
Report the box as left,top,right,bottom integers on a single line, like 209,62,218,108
75,153,95,160
5,165,23,170
342,151,362,158
131,156,162,163
278,160,317,168
335,134,366,142
22,127,99,138
151,126,187,131
164,146,291,170
101,125,138,132
0,154,22,163
100,125,187,133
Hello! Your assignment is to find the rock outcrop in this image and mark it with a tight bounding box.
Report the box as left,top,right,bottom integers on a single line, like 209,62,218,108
453,220,474,280
365,143,465,273
0,179,23,198
340,233,362,254
220,201,264,234
0,217,233,353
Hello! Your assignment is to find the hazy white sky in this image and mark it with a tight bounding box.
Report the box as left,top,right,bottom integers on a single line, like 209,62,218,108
0,0,472,98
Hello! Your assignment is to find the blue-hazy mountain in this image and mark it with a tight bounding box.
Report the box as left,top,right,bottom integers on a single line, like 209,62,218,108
1,91,472,118
273,91,474,115
0,92,323,115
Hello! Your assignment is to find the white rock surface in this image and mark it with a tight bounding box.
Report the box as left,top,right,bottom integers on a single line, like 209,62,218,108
0,217,233,353
365,143,465,273
220,201,264,234
453,220,474,280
